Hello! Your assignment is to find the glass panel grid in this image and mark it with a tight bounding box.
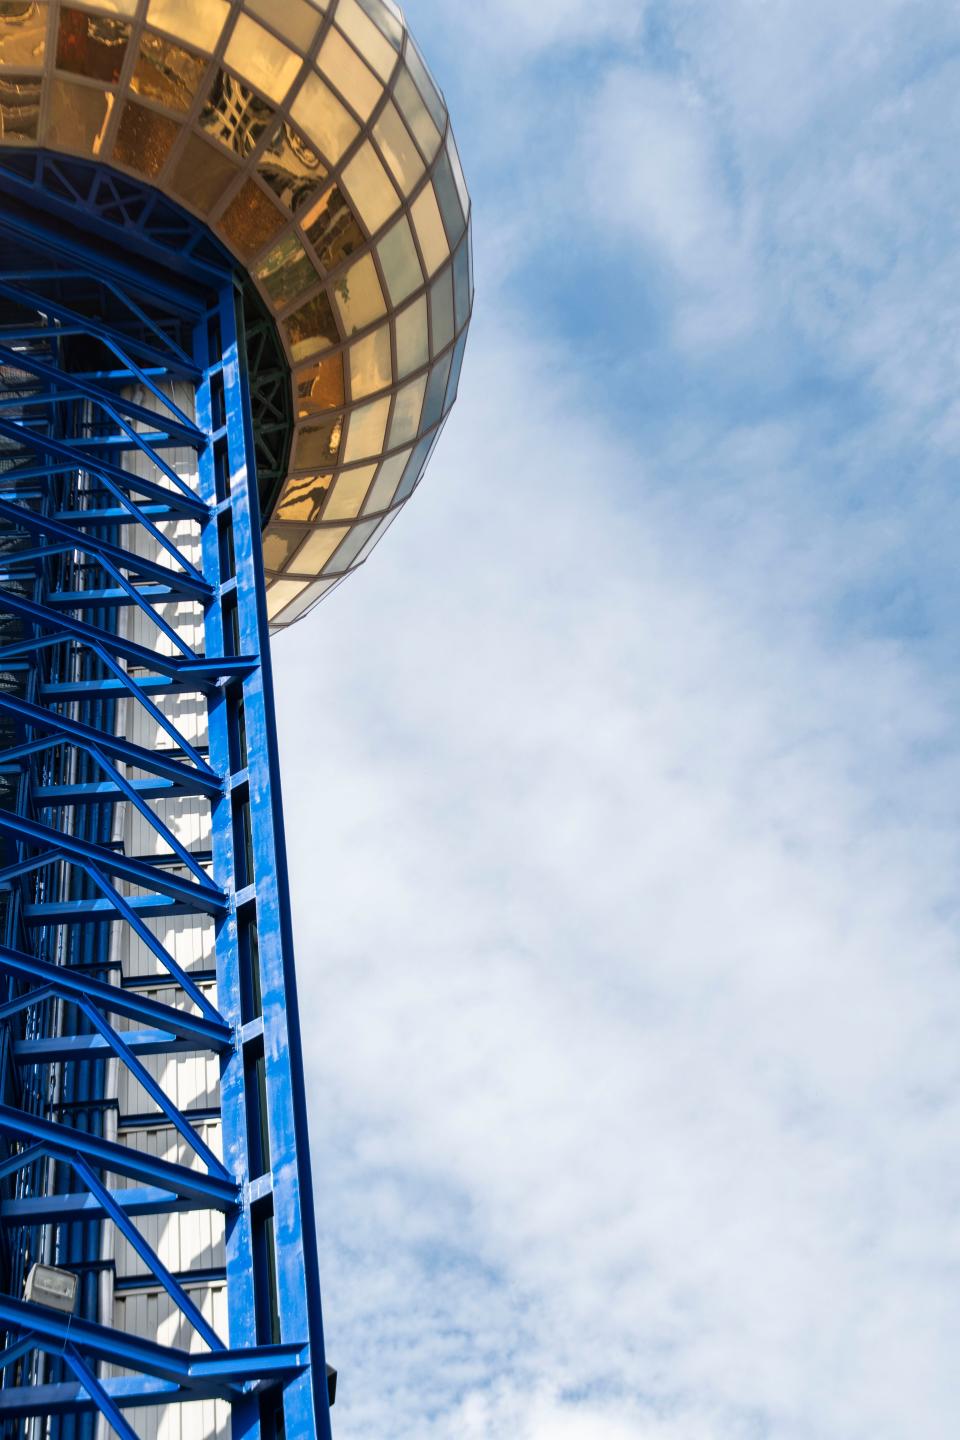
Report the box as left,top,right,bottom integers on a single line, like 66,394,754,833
14,0,473,622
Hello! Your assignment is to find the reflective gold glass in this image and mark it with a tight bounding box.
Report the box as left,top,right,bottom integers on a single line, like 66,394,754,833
348,324,391,399
47,78,113,154
446,131,469,219
394,294,428,378
295,354,345,415
255,233,318,310
225,15,301,105
430,266,454,353
388,373,426,448
393,64,441,161
57,9,130,84
377,214,421,306
146,0,229,53
335,0,395,81
362,447,409,513
114,100,180,177
219,179,287,260
433,147,466,245
411,182,449,276
341,140,398,236
285,290,340,360
373,100,423,194
324,464,375,520
77,0,138,14
0,72,39,140
295,417,343,468
246,0,319,51
267,578,309,618
355,0,402,47
263,527,306,571
200,70,274,157
406,38,445,131
343,394,389,462
274,472,333,522
293,526,349,573
258,122,327,213
290,70,357,163
302,184,363,272
0,2,46,67
171,132,239,212
318,26,381,120
132,32,207,114
272,576,336,624
333,252,385,335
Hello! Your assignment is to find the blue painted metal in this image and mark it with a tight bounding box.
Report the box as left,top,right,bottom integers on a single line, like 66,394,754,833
0,167,333,1437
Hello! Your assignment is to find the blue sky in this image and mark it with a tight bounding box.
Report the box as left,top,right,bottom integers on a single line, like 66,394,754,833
272,3,960,1436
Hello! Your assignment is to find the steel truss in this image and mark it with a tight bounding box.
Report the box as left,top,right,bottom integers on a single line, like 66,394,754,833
0,183,332,1439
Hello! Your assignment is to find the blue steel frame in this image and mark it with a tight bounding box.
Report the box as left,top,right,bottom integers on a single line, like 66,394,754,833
0,163,333,1438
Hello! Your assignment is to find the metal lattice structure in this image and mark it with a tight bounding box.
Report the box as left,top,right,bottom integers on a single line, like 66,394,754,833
0,185,332,1438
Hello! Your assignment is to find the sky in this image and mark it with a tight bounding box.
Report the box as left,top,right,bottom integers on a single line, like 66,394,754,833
271,3,960,1437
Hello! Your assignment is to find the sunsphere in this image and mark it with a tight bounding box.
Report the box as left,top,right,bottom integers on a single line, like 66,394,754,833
0,1,470,1436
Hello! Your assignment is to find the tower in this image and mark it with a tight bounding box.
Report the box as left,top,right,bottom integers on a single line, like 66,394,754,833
0,1,472,1435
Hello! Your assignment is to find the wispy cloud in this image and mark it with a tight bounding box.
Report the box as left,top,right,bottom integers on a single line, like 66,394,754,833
275,3,960,1436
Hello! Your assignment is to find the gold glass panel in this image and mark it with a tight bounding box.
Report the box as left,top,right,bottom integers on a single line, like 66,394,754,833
274,472,333,522
0,2,46,67
373,101,423,195
47,78,113,154
377,214,421,306
343,394,389,462
355,0,402,47
114,100,180,177
285,290,340,361
219,180,287,261
302,185,363,273
318,26,381,120
200,70,274,157
255,233,318,310
267,577,309,619
324,465,374,521
295,417,343,467
430,266,454,353
170,132,239,213
262,527,306,570
335,0,395,81
146,0,229,53
341,140,398,235
272,575,336,625
78,0,138,14
394,294,428,378
362,447,410,513
333,252,385,335
393,65,441,162
257,122,327,214
290,70,357,164
246,0,319,52
57,9,130,84
406,38,446,131
446,130,470,219
295,354,345,415
132,32,207,114
0,73,40,141
224,15,300,106
388,373,426,448
348,324,391,399
293,526,349,573
411,182,449,276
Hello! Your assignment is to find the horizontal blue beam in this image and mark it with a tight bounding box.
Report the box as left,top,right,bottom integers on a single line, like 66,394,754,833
0,809,226,914
0,1296,305,1391
0,342,204,446
24,894,183,923
16,1027,204,1063
0,689,221,794
34,778,197,806
1,1185,195,1225
0,1108,239,1208
0,944,229,1046
41,677,196,701
44,585,186,609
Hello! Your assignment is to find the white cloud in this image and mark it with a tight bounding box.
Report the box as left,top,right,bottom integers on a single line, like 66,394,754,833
274,302,960,1439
